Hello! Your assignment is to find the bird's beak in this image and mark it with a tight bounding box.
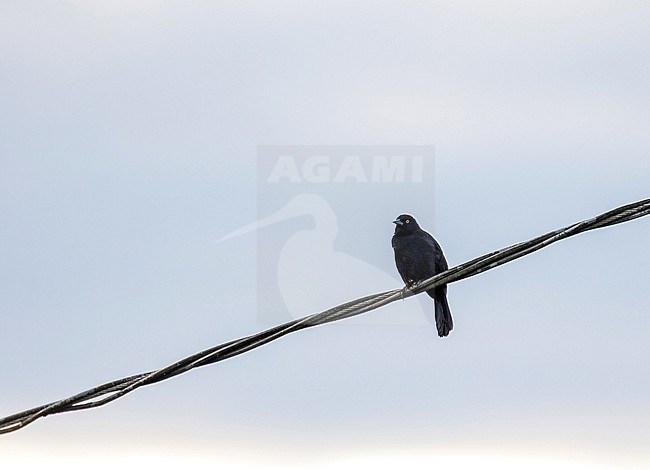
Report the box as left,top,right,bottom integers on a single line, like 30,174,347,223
393,219,403,226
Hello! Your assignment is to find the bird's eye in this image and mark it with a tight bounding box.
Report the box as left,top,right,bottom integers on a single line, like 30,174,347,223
405,219,410,224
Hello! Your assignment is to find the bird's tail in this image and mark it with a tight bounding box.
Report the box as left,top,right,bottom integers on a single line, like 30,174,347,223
433,289,453,337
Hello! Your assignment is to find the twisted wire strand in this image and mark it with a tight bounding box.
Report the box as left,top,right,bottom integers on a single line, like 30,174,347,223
1,198,648,435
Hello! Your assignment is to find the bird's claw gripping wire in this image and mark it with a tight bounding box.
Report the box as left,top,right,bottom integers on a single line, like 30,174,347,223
401,280,420,299
400,285,409,299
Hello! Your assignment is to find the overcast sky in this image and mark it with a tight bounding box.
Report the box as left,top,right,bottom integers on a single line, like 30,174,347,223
1,1,649,468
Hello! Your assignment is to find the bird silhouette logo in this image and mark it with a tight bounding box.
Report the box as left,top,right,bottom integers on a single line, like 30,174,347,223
218,193,431,325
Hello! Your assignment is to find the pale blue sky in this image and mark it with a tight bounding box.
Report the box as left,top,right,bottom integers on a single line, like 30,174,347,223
1,1,649,468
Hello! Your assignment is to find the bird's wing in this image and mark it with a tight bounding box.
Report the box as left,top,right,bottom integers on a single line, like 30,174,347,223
422,232,448,273
434,243,448,273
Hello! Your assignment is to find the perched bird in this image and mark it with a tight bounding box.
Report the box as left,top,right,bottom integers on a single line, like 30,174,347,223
392,214,453,337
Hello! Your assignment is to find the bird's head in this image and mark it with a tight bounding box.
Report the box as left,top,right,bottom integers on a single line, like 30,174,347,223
393,214,420,234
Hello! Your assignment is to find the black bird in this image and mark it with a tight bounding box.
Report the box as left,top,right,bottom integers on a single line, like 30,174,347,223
392,214,453,337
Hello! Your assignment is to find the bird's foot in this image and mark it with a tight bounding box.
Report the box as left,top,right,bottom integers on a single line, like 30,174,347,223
401,280,419,299
400,285,410,300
